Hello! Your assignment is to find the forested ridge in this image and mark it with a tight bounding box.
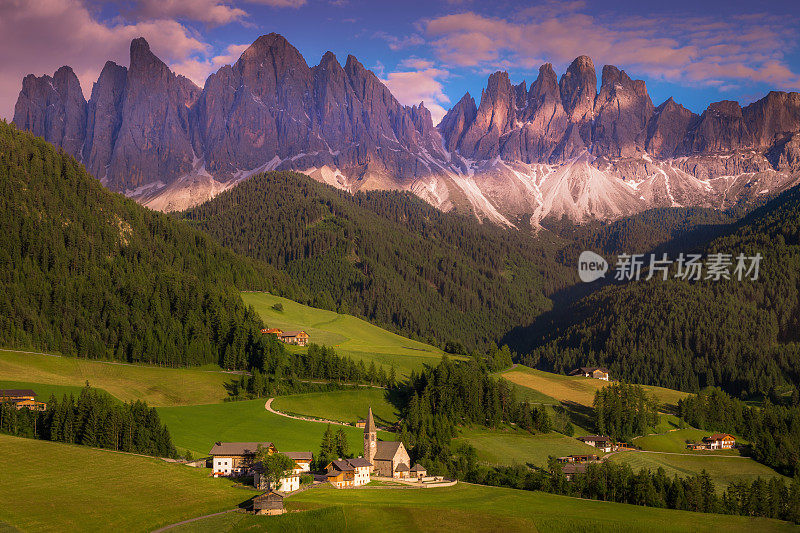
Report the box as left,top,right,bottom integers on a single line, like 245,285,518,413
183,171,574,349
524,184,800,398
0,121,297,368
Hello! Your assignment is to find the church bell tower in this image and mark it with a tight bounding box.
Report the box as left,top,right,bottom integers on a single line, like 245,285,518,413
363,406,377,465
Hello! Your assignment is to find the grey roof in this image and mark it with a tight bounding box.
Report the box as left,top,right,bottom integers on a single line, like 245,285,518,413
395,463,409,472
209,442,274,456
364,406,376,434
347,457,372,468
0,389,37,397
282,451,313,461
329,459,355,472
410,464,426,472
373,440,402,461
562,464,587,474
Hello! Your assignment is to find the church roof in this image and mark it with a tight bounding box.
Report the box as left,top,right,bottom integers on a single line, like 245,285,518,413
410,464,426,472
373,440,403,461
363,406,376,434
395,463,409,472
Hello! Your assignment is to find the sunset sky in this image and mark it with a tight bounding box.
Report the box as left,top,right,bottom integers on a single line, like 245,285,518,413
1,0,799,124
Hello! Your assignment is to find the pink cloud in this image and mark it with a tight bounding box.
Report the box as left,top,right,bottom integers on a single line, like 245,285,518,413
381,63,450,125
421,9,800,90
133,0,248,26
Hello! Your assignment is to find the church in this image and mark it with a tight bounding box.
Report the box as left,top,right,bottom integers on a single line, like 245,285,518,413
363,407,412,478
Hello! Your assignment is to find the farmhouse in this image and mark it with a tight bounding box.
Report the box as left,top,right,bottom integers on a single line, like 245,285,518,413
283,451,313,473
0,389,47,411
254,465,301,493
208,441,277,476
363,407,412,478
261,328,283,335
704,433,736,450
251,491,284,515
561,463,587,481
569,367,611,381
278,330,309,346
325,458,372,488
577,435,615,452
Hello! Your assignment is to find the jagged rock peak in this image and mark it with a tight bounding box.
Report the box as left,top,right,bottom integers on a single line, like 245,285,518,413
559,55,597,121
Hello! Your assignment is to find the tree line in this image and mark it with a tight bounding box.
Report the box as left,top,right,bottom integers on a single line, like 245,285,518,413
594,382,659,442
0,386,175,458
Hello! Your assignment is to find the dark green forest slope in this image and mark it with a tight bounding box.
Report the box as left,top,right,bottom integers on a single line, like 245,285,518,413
183,171,574,349
524,185,800,397
0,121,295,369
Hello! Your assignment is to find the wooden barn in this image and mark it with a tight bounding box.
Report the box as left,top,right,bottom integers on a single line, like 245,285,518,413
251,491,284,515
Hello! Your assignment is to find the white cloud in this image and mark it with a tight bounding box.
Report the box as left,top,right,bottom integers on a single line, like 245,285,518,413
373,31,425,51
172,44,250,87
381,63,450,125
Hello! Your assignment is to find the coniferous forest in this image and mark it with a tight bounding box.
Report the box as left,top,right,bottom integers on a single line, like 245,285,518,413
0,121,297,369
524,185,800,398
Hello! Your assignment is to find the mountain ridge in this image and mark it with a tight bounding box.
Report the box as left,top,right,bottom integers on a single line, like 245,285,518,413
12,34,800,224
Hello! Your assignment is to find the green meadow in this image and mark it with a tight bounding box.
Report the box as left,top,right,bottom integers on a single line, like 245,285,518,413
453,426,600,467
634,428,742,454
157,398,393,458
242,292,445,376
0,349,231,406
0,434,254,532
271,388,399,426
609,450,786,490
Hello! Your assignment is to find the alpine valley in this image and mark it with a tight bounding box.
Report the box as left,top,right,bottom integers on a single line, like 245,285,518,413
12,34,800,225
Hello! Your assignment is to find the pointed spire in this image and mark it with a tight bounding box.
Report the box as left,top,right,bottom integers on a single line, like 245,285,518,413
364,406,376,434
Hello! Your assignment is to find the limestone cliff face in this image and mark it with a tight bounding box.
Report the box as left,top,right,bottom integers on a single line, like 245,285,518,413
13,65,87,159
11,36,800,224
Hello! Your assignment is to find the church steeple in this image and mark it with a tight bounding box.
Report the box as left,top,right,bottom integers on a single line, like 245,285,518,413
364,406,377,464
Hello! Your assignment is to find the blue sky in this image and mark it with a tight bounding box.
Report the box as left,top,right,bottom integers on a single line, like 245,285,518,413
1,0,799,123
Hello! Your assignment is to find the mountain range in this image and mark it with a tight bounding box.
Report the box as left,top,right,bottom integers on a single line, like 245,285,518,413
12,34,800,224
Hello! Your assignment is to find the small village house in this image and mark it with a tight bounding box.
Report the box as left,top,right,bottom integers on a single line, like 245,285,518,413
325,458,372,488
278,330,310,346
363,407,412,478
251,491,284,515
355,418,367,429
687,433,736,450
561,463,587,481
577,435,615,453
569,367,611,381
254,452,313,492
209,442,277,476
0,389,47,411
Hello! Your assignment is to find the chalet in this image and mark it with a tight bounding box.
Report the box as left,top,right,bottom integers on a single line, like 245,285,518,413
0,389,47,411
261,328,283,336
577,435,615,453
283,451,313,473
278,330,310,346
326,457,371,488
569,367,611,381
251,491,284,515
561,463,587,481
410,464,427,479
363,407,412,478
208,441,277,476
253,464,301,493
703,433,736,450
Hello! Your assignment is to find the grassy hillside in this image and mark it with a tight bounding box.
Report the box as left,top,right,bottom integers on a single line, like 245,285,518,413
0,434,253,532
454,427,598,467
0,121,295,371
271,388,398,426
609,450,787,490
0,350,231,406
157,398,392,458
499,365,689,409
282,483,794,532
243,292,445,376
634,428,741,454
0,379,92,401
